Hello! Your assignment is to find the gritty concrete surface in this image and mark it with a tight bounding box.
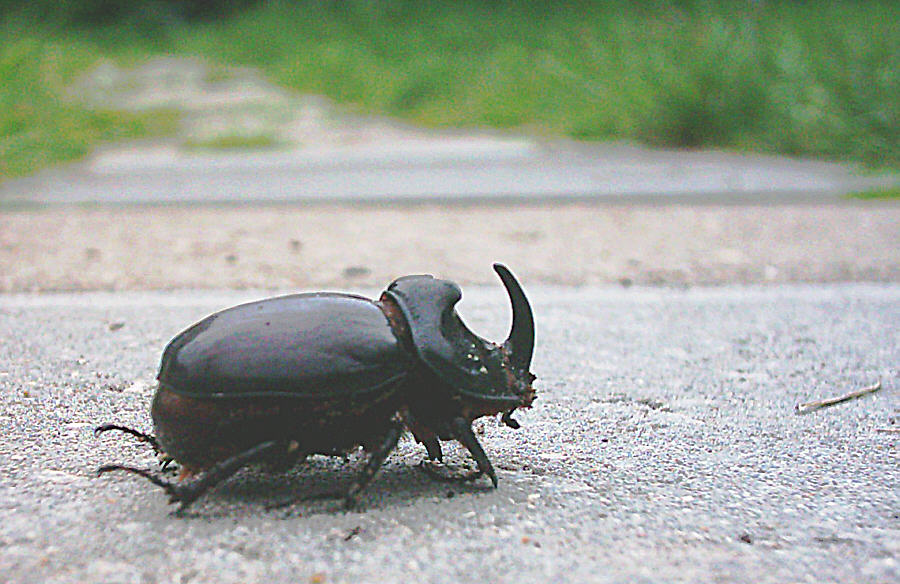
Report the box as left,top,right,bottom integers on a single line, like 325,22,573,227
1,202,899,292
1,56,896,205
0,285,897,584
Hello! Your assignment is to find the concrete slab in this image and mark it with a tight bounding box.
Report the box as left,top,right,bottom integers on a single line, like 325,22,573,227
1,285,897,583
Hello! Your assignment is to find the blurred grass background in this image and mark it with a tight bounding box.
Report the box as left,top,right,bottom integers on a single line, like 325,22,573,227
1,0,897,181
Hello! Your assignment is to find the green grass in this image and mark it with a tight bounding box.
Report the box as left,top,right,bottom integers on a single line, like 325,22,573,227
0,30,179,180
846,187,900,200
169,0,898,167
1,1,898,181
182,132,283,151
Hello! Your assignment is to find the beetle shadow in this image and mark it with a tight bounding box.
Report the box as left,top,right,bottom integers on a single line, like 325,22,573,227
181,454,494,518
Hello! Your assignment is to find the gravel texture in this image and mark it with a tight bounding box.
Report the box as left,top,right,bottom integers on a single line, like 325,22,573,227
0,285,896,584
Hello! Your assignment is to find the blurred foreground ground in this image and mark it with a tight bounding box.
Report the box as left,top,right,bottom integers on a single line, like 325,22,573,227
1,202,898,292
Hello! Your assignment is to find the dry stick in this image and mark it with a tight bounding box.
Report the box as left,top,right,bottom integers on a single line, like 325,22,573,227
795,380,882,415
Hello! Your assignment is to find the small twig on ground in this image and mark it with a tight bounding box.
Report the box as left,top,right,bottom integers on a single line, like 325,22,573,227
874,428,899,434
795,380,882,415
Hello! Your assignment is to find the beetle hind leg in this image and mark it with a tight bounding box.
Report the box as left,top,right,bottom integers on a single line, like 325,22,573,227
167,441,279,513
98,464,178,493
95,424,162,454
98,440,280,514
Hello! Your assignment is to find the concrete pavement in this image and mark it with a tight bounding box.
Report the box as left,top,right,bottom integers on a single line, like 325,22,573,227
0,285,896,583
2,203,899,293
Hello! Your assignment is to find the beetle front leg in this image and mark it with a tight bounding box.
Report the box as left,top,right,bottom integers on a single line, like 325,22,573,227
419,417,499,487
344,421,403,510
451,417,497,488
501,409,521,429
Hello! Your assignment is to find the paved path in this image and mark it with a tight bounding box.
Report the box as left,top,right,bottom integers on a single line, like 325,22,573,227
1,57,895,205
2,134,892,206
1,285,896,583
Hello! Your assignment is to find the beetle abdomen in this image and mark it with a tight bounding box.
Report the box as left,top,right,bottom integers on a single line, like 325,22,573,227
158,293,408,399
151,381,405,470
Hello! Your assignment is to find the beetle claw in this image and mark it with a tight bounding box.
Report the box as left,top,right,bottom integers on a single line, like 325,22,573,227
501,409,521,429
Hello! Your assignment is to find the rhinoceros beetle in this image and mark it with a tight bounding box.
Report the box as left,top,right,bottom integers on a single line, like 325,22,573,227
96,264,536,512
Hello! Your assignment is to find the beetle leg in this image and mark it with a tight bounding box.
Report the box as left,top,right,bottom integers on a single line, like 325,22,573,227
451,417,498,488
166,441,280,514
423,437,443,461
344,422,403,510
418,418,498,486
501,409,521,429
95,424,162,454
98,440,279,514
98,464,180,496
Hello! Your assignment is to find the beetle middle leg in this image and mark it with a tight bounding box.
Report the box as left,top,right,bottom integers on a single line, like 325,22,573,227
98,440,280,515
343,420,404,510
422,437,443,461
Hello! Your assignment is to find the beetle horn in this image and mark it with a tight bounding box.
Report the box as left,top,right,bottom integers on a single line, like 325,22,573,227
493,263,534,370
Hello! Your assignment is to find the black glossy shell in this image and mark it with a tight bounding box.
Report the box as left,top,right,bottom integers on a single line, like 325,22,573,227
157,293,408,399
384,275,517,404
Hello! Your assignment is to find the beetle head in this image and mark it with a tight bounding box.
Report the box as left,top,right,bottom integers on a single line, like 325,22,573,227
383,264,536,409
